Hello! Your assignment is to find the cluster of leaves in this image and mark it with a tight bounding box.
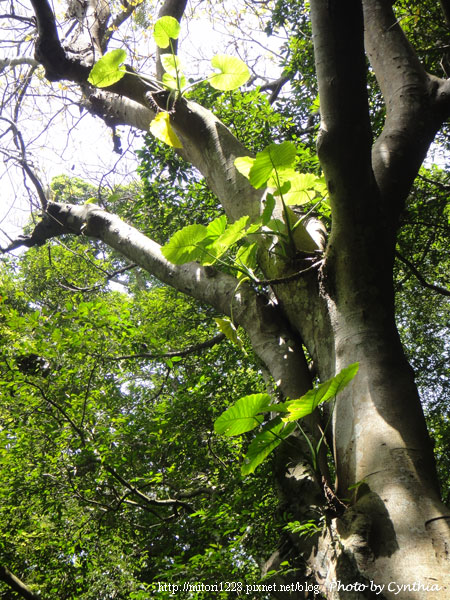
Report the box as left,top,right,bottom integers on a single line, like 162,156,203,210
214,364,359,476
134,88,314,249
88,16,250,148
160,141,327,290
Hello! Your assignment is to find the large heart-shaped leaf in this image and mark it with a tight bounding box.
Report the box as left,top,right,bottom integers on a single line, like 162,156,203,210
271,171,320,205
214,393,271,436
208,215,250,258
160,54,183,76
161,223,208,263
235,242,258,274
206,215,228,238
154,16,180,49
209,55,250,91
149,111,183,149
88,49,127,88
248,142,297,188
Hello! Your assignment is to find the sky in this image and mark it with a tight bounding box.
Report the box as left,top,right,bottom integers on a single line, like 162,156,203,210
0,0,283,247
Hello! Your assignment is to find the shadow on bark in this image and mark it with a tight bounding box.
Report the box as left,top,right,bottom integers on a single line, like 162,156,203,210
338,489,399,560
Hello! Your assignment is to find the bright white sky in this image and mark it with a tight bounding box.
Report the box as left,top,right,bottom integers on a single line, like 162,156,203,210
0,0,284,246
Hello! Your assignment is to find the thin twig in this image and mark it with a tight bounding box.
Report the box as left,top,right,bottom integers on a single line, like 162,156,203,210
109,333,226,361
395,251,450,297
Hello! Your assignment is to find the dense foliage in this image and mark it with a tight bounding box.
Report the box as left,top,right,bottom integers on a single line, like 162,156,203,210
0,226,279,598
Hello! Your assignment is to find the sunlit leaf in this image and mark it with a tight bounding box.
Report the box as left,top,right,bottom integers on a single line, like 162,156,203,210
161,223,208,263
235,242,258,277
209,215,250,257
160,54,183,76
272,171,320,205
310,94,320,113
149,111,183,148
241,418,296,475
234,156,255,179
248,142,297,188
88,49,126,88
214,317,247,352
209,55,250,91
206,215,228,238
284,363,359,422
154,16,180,49
214,393,271,436
162,72,187,91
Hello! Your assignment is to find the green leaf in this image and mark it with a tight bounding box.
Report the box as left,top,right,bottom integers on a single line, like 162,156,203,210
310,94,320,113
214,393,271,436
87,49,127,88
261,194,276,225
149,111,183,148
154,16,180,49
234,242,258,276
206,215,228,238
161,224,209,263
284,363,359,422
214,317,246,353
209,215,250,258
248,142,297,189
234,156,255,179
160,55,186,91
160,54,183,76
241,418,296,475
209,55,250,91
273,172,322,206
162,72,187,91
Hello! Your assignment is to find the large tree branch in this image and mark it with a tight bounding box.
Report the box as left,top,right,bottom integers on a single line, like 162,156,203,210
310,0,374,212
29,0,263,223
84,90,263,221
3,202,310,400
0,565,41,600
309,1,389,325
363,0,450,218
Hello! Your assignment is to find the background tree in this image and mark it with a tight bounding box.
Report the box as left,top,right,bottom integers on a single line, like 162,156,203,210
1,1,450,598
0,215,276,599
